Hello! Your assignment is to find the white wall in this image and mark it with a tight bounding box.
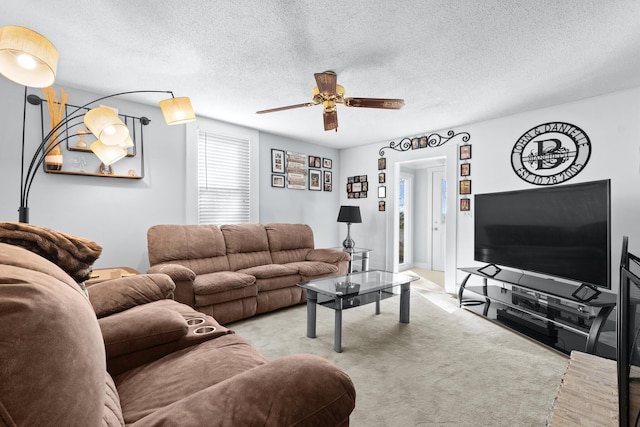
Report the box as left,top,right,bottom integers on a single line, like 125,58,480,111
340,87,640,293
0,78,342,273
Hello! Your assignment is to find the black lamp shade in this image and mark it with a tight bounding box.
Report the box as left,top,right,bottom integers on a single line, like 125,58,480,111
337,206,362,223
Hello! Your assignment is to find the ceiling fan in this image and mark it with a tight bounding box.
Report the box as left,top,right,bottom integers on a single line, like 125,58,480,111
256,71,405,131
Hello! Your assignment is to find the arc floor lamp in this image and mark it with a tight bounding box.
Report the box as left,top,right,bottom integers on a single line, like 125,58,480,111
0,26,196,223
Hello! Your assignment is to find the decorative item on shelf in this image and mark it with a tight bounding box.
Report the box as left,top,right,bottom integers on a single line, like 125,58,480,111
41,85,68,171
98,163,114,175
337,205,362,249
75,128,88,148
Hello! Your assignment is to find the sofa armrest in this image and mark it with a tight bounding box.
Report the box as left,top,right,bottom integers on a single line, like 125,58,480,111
132,354,356,426
148,263,197,307
88,274,176,318
306,248,351,264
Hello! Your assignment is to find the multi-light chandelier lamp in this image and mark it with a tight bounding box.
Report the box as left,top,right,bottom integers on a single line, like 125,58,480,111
0,26,196,223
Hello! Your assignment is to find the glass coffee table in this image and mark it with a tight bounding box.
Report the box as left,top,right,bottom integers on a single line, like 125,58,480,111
297,270,419,352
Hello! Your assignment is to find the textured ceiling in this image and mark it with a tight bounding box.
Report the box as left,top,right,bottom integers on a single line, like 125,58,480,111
3,1,640,149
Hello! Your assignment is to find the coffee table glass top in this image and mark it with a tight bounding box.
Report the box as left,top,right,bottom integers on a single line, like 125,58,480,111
298,270,419,298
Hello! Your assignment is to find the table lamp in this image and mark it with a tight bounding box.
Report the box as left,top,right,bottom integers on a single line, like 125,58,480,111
337,205,362,249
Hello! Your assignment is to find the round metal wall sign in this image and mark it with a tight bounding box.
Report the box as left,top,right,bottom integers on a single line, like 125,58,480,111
511,122,591,185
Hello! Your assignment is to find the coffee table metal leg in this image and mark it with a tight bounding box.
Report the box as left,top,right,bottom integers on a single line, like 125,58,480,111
376,290,381,314
335,297,343,352
306,290,317,338
400,282,410,323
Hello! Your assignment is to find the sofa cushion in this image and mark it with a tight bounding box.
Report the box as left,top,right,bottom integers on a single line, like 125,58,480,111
88,274,176,318
115,334,269,424
147,224,231,274
194,271,256,295
99,305,188,358
238,263,298,279
266,223,316,264
286,261,339,277
221,224,273,270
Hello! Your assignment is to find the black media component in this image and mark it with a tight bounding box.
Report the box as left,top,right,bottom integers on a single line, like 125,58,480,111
474,179,611,289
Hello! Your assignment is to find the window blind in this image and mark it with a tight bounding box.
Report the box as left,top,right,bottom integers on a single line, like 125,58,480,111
197,130,251,224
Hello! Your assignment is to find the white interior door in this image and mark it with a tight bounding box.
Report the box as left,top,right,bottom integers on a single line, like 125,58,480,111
431,168,446,271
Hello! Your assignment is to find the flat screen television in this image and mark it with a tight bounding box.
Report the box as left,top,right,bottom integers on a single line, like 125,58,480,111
474,179,611,288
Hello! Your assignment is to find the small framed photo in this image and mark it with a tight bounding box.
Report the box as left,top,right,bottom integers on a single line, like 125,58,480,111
378,172,385,183
323,171,332,191
419,137,427,148
379,201,386,211
378,186,386,198
411,138,419,150
378,157,386,170
271,149,285,173
460,163,471,177
352,182,362,192
460,197,471,211
271,174,285,188
308,169,322,191
460,144,472,160
459,179,472,195
323,158,332,169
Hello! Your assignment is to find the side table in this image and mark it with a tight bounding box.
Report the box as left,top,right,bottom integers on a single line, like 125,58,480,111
332,247,371,273
85,266,139,286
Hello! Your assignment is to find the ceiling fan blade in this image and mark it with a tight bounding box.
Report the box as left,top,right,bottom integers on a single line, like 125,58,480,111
323,110,338,131
256,102,316,114
344,97,405,109
314,71,337,96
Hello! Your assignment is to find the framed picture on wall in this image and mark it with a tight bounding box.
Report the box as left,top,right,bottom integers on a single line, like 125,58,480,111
460,145,472,160
271,149,285,173
271,174,285,188
308,169,322,191
378,186,386,198
324,171,332,191
379,201,386,211
378,157,386,170
459,179,472,195
460,197,470,211
323,158,332,169
460,163,471,177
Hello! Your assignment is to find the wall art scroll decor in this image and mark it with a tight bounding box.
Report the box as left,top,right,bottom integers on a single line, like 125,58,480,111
511,122,591,185
346,175,368,198
286,151,307,189
378,130,471,156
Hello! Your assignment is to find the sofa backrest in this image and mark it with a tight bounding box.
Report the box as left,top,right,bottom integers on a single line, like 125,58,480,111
265,223,315,264
0,242,117,426
147,224,230,274
220,224,273,271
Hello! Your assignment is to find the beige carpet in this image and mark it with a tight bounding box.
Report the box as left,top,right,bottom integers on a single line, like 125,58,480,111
229,277,568,426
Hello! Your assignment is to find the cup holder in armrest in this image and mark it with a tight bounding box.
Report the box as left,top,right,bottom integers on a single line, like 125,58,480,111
186,317,206,326
193,325,217,335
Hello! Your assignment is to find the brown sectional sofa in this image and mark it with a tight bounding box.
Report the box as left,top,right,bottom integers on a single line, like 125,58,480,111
147,223,350,324
0,224,356,426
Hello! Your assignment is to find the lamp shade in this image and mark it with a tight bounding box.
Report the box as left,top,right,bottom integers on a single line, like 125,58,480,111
337,206,362,223
89,140,127,166
159,96,196,125
0,26,58,87
84,106,129,146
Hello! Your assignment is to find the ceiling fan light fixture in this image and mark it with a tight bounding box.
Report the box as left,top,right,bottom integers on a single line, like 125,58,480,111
0,26,58,87
159,96,196,125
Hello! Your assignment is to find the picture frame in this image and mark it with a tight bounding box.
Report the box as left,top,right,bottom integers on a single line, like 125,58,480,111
323,171,332,191
419,136,427,148
308,169,322,191
378,201,386,211
271,149,285,173
460,163,471,177
378,186,386,198
323,158,332,169
271,174,285,188
460,144,472,160
460,197,470,211
352,182,362,192
411,138,419,150
459,179,472,195
378,157,386,170
379,172,385,183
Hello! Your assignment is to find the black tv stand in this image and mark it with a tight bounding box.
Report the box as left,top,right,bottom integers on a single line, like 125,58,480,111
458,267,616,356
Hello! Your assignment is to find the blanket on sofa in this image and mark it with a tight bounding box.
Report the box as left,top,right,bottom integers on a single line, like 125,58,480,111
0,222,102,282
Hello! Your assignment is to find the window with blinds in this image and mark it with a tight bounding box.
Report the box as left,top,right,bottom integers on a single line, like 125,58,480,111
197,130,251,224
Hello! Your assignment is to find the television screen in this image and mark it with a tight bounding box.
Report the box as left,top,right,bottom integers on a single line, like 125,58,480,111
474,179,611,288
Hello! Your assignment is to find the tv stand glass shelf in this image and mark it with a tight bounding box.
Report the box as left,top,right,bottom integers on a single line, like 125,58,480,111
458,266,617,356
